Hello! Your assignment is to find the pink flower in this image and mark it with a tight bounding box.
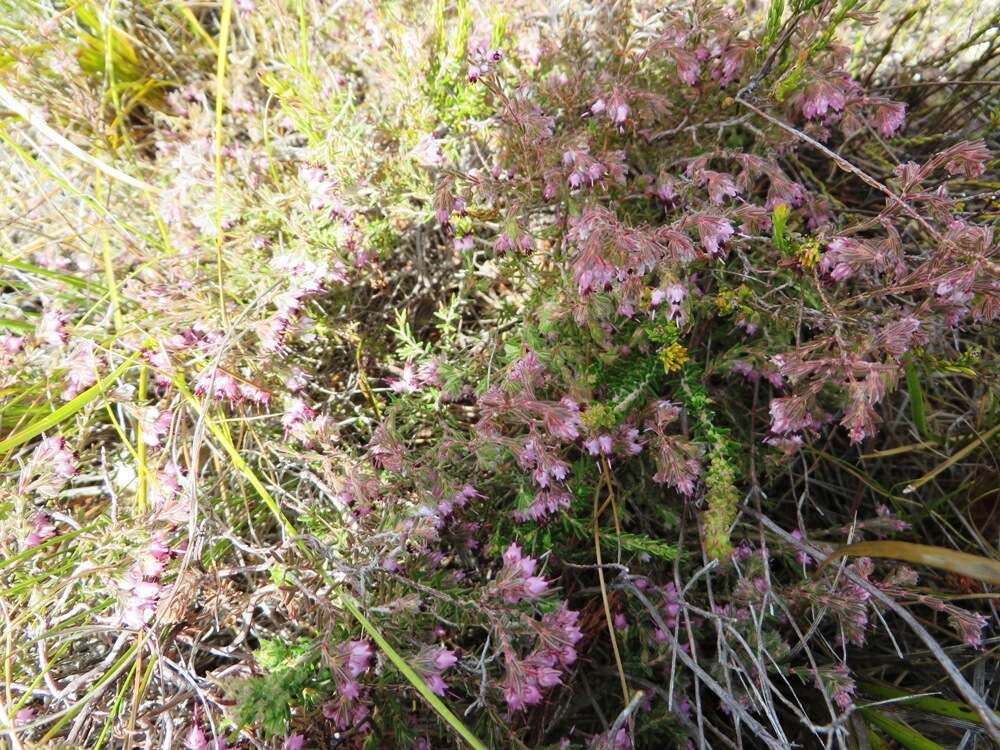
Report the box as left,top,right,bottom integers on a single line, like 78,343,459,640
299,165,342,213
869,99,906,137
431,648,458,671
144,345,175,387
467,46,502,83
701,171,740,204
343,640,373,677
139,407,172,448
654,176,677,203
874,316,920,358
949,609,989,648
412,133,444,168
513,488,571,522
690,214,734,257
874,504,910,533
282,398,316,433
769,396,814,435
617,426,643,455
0,334,24,354
670,48,701,86
414,646,458,695
148,462,186,521
495,544,549,603
194,368,239,402
24,513,57,549
799,79,847,120
340,678,361,700
425,673,447,696
715,42,753,85
183,723,208,750
237,382,271,406
830,664,856,710
36,307,68,347
938,140,990,178
765,175,805,209
607,90,630,125
650,437,701,495
282,734,305,750
509,351,545,385
583,433,614,456
538,397,581,441
502,655,544,710
322,685,372,730
840,386,880,444
18,435,77,497
388,362,421,393
62,340,100,400
659,283,687,325
538,603,583,666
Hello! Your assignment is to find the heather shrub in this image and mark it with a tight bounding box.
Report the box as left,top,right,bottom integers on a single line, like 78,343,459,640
0,1,998,748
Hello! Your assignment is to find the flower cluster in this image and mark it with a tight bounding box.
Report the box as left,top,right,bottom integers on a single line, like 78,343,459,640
491,543,549,604
117,532,177,629
322,640,374,733
18,435,77,498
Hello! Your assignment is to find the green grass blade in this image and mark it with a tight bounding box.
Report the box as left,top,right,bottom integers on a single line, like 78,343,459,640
862,709,946,750
0,359,132,455
1,258,106,294
0,317,34,332
170,1,218,53
905,359,932,441
862,683,1000,726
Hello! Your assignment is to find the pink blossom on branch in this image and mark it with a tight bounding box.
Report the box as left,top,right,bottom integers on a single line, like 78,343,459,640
62,339,100,400
687,213,734,257
868,99,906,137
493,543,549,603
18,435,77,497
796,78,848,120
413,646,458,696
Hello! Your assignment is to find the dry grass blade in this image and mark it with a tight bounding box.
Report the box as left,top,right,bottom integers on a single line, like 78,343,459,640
819,541,1000,586
0,84,158,193
903,424,1000,494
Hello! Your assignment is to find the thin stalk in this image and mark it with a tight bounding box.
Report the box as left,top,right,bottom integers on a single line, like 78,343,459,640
594,460,630,710
213,0,234,326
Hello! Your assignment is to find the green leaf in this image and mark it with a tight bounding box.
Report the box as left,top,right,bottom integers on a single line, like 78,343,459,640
1,258,105,294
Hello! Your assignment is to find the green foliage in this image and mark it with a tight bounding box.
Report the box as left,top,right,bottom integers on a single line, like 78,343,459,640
771,203,791,254
233,640,326,739
678,365,740,561
606,353,665,413
423,0,491,130
762,0,786,52
562,515,680,561
702,446,740,561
